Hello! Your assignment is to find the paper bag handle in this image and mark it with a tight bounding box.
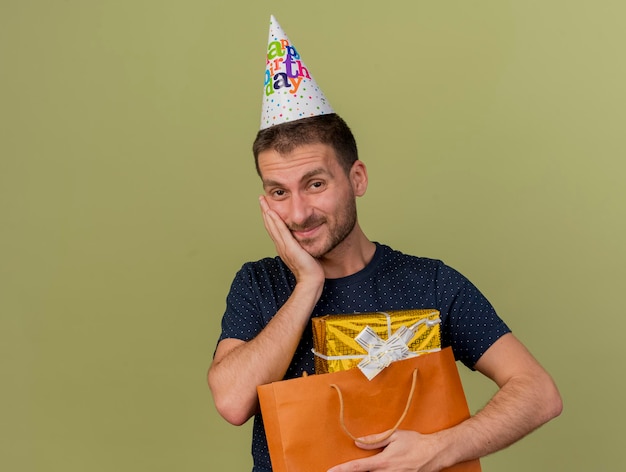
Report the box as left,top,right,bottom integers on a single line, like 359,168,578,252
330,368,419,445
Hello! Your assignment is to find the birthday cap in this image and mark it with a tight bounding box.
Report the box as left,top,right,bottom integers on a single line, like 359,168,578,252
260,15,334,129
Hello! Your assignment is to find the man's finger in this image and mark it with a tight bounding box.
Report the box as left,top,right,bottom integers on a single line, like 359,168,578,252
259,196,287,246
351,429,395,450
327,455,378,472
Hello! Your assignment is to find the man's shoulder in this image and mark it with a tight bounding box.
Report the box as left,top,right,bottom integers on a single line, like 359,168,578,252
240,255,284,270
375,243,470,285
234,255,291,282
377,243,445,271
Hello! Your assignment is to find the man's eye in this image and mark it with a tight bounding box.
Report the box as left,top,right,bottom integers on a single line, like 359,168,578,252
310,181,324,190
272,189,285,197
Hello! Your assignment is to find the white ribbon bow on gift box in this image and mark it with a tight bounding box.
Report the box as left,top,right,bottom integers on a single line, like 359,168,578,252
355,318,441,380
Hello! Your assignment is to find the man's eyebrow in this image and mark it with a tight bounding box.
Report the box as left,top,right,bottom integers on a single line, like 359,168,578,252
262,168,332,189
262,178,282,189
301,167,332,181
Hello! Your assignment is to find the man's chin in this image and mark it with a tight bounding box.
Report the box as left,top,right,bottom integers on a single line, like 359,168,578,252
298,240,326,259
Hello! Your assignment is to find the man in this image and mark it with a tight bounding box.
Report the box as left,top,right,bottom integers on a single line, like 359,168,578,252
208,17,562,472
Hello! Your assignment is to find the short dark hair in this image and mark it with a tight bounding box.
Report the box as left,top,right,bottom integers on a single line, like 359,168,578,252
252,113,358,176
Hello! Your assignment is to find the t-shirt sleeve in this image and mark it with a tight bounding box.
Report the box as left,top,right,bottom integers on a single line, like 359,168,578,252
217,264,266,344
437,263,511,369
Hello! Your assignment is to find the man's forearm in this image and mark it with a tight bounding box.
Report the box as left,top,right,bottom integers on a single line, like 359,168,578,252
208,281,322,425
425,334,562,469
432,368,562,469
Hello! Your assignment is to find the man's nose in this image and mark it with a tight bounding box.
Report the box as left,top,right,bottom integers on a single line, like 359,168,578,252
288,193,313,226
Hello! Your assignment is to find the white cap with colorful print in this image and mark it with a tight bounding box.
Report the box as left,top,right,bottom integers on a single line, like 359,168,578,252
260,15,334,130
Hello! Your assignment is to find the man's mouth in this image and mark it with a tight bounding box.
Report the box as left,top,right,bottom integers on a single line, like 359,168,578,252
291,221,323,240
292,226,320,240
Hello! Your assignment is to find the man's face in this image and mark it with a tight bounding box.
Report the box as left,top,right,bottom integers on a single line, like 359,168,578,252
258,143,361,259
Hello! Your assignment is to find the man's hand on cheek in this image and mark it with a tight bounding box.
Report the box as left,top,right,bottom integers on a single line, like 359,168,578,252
259,196,324,285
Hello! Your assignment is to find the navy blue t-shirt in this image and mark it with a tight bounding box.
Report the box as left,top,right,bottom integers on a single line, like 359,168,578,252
217,243,510,471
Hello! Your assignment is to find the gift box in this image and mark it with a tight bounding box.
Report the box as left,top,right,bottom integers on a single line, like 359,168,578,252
312,309,441,378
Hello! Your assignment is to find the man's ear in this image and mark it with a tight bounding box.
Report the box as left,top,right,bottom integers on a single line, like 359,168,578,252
350,160,368,197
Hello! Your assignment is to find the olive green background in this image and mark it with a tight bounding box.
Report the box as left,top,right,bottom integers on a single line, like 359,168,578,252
1,1,624,470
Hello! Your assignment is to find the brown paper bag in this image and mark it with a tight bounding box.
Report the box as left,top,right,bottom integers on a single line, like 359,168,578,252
257,347,481,472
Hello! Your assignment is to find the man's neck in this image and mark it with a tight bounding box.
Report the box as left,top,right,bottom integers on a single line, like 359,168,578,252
318,227,376,279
